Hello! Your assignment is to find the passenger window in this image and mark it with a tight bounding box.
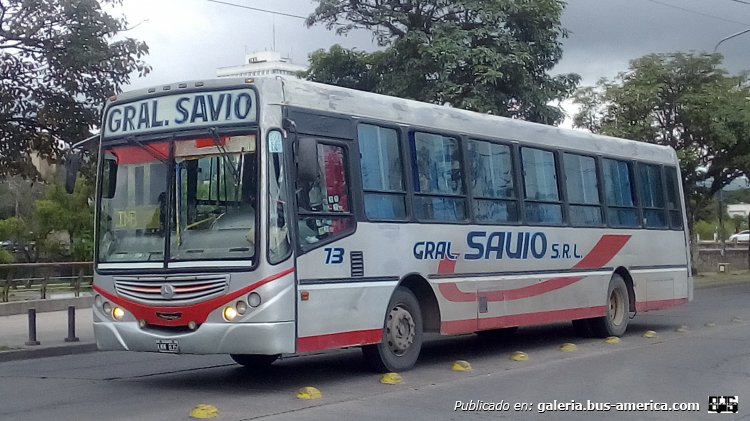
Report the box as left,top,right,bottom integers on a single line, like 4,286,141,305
521,147,562,224
468,139,519,223
638,163,667,228
603,158,638,227
296,143,354,247
564,153,603,226
410,132,466,221
664,167,683,229
358,124,407,219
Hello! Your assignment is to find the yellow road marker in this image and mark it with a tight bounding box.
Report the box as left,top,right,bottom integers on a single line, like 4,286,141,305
604,336,620,344
559,343,577,352
296,386,322,400
705,321,717,327
380,372,403,384
642,330,657,338
732,316,743,323
675,325,689,332
190,404,218,419
451,360,472,371
510,351,528,361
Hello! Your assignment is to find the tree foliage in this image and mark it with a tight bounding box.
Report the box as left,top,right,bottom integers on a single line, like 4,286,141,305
0,177,94,262
304,0,580,125
0,0,150,178
572,52,750,229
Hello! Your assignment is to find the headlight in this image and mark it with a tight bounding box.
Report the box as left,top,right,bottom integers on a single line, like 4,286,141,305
223,306,237,321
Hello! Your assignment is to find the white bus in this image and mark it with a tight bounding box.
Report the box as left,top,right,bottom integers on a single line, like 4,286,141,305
70,76,692,372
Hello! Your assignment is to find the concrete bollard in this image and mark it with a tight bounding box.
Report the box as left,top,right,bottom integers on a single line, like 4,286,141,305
64,305,79,342
25,308,40,346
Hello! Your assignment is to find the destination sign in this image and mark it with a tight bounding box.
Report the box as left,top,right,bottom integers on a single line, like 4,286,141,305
103,88,258,137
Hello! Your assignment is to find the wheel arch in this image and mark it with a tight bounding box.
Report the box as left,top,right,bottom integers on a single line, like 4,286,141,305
399,273,441,333
614,266,636,312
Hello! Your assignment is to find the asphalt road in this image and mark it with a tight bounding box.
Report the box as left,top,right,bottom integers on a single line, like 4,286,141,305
1,282,749,421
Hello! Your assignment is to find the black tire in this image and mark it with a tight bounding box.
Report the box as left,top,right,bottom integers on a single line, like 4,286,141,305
230,354,279,369
571,319,593,337
589,274,630,338
475,326,519,340
362,286,423,372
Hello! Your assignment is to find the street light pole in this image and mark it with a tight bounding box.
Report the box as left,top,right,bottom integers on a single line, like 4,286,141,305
714,28,750,53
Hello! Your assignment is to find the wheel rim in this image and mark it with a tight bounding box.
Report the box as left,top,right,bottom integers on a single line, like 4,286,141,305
386,304,415,356
608,288,626,326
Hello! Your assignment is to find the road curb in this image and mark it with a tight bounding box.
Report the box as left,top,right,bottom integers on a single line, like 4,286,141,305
0,342,97,363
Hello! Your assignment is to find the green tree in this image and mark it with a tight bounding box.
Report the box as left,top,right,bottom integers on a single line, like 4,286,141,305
572,52,750,231
304,0,580,125
0,216,25,263
0,0,150,179
33,177,94,261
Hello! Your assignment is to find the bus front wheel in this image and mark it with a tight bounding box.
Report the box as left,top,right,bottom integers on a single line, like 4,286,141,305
230,354,279,369
589,274,629,337
362,286,423,372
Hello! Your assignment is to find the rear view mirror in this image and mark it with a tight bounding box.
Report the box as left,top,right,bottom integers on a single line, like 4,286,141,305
297,138,319,183
64,152,82,194
102,159,118,199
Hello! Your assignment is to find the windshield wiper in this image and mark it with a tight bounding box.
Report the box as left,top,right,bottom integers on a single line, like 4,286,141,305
124,136,169,164
208,127,239,181
208,127,243,207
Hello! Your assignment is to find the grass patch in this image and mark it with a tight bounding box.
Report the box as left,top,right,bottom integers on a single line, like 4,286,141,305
694,270,750,288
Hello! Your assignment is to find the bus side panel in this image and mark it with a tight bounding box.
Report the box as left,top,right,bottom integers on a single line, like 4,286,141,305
474,273,610,331
631,268,689,311
295,244,397,353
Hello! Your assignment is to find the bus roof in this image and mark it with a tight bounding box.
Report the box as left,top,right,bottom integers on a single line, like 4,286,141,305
110,76,678,165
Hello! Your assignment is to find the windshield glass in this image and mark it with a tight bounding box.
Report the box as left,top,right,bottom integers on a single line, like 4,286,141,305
97,134,257,266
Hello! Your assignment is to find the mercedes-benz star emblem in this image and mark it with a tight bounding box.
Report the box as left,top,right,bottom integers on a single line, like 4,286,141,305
160,284,175,299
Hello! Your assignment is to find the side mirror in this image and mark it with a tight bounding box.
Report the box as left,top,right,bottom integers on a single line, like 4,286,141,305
64,152,82,194
296,138,319,183
102,159,118,199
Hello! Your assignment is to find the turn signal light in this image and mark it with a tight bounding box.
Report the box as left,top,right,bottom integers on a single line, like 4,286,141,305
112,307,125,320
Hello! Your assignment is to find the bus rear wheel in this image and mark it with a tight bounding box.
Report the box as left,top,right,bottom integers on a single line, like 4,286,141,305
589,274,629,337
230,354,279,369
362,286,423,372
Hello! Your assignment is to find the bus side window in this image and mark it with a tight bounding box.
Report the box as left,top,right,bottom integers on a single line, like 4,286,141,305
603,158,639,227
296,142,354,247
358,124,406,220
664,166,683,230
564,152,603,227
521,147,563,224
638,163,667,229
468,139,519,223
410,132,467,221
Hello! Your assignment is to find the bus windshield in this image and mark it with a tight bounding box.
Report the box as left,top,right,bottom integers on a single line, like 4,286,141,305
97,133,258,265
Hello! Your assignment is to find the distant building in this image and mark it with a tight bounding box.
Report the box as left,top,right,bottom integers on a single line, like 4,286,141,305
216,51,307,78
727,203,750,218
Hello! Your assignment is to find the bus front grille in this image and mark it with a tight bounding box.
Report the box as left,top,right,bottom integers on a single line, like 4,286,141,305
114,275,229,304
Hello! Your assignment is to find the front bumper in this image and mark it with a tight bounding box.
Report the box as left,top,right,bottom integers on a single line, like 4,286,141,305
94,320,296,354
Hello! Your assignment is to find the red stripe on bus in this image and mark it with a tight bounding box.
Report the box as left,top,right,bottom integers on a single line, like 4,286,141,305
438,234,632,303
297,329,382,353
441,306,607,335
635,297,688,312
93,267,294,327
572,235,631,269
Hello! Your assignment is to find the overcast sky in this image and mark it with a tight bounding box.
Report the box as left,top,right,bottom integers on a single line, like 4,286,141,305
113,0,750,121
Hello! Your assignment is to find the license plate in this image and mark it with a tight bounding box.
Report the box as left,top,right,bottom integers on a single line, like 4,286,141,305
156,340,179,353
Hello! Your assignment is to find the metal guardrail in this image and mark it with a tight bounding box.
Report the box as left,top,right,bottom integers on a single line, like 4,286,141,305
0,262,93,303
